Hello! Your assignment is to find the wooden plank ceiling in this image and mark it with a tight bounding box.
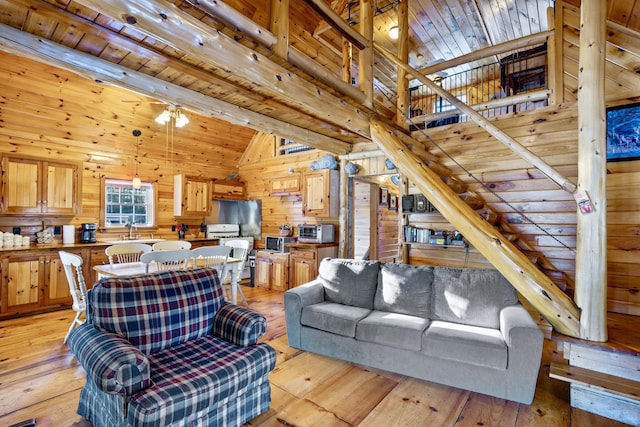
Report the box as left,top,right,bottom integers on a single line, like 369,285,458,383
0,0,638,154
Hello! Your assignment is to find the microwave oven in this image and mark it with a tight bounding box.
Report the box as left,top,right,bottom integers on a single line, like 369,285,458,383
298,224,335,243
265,236,297,252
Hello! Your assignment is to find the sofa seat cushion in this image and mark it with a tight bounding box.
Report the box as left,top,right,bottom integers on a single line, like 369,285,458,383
318,258,381,309
432,267,518,329
374,263,434,318
129,335,276,426
422,321,508,370
90,268,225,355
356,311,430,351
301,302,371,337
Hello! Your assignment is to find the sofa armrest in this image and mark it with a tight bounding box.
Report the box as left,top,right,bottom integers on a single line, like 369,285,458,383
67,324,151,396
500,304,542,348
284,280,325,348
212,303,267,346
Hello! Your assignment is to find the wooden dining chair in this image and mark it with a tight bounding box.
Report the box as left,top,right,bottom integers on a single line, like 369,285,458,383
105,243,152,264
152,240,192,251
222,239,251,306
140,249,191,274
191,245,231,281
58,251,88,343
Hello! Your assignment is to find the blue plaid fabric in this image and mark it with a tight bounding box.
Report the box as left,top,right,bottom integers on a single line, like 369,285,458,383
89,268,225,355
213,303,267,346
68,323,151,396
129,336,276,426
69,267,276,427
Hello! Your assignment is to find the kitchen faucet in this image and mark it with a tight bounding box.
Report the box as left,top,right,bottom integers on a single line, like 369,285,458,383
126,219,138,240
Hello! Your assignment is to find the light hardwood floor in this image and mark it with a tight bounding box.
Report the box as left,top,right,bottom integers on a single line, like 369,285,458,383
0,285,631,427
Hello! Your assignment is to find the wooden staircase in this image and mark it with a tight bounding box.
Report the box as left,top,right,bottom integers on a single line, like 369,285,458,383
550,331,640,425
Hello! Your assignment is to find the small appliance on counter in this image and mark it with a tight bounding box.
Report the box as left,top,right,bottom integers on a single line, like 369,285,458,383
265,236,297,252
80,223,97,243
297,224,335,243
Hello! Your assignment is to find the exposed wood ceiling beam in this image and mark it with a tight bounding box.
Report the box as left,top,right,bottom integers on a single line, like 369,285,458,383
302,0,369,50
185,0,367,104
72,0,373,139
313,0,351,37
0,23,352,154
376,42,577,193
416,31,552,77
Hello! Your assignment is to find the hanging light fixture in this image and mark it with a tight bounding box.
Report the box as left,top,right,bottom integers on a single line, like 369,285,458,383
388,25,399,40
155,105,189,128
132,129,142,189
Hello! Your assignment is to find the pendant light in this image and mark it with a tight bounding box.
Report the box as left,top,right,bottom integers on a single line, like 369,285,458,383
132,129,142,189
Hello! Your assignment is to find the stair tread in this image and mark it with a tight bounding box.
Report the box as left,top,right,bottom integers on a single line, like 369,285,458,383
550,358,640,401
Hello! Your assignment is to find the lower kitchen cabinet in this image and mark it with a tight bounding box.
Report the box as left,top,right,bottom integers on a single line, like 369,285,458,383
289,244,338,288
255,251,289,291
1,249,88,318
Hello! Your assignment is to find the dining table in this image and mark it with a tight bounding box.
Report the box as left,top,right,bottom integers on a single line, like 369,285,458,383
93,257,244,304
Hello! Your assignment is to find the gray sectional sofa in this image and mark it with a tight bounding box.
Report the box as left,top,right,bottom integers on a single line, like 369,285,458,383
284,258,543,404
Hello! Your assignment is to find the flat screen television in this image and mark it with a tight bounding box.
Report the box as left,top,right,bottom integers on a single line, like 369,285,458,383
606,102,640,162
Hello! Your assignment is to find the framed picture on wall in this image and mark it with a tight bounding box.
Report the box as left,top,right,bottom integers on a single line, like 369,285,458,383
607,102,640,162
389,195,397,210
380,188,388,205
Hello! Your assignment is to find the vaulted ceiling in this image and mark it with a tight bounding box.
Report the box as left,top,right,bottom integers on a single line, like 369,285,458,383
0,0,638,155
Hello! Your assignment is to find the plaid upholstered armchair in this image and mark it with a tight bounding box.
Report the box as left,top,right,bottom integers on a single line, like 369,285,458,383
68,268,276,427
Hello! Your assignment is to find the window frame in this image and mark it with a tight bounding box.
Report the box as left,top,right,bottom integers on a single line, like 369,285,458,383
99,177,158,230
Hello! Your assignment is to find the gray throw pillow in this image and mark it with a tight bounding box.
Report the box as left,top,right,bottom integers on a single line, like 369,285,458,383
318,258,380,309
374,263,434,318
432,267,518,329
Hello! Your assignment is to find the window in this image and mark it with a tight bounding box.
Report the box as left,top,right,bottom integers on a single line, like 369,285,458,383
100,178,156,228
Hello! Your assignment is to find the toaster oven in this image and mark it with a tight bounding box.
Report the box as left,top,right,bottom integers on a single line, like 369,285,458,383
298,224,335,243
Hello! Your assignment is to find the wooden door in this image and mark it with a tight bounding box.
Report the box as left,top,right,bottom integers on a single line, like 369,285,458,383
290,248,316,287
1,156,41,214
3,253,43,313
43,161,77,214
255,251,272,289
271,253,289,291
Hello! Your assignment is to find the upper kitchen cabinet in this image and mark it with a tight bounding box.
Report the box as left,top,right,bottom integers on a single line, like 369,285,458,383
302,169,339,217
174,174,212,217
211,179,245,200
270,173,301,196
1,155,79,215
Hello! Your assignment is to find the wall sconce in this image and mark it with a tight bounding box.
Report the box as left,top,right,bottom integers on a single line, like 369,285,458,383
155,105,189,128
389,26,399,40
132,129,142,189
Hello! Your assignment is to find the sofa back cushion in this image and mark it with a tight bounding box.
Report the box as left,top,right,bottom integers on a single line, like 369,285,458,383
432,267,518,329
89,268,225,355
374,263,434,318
318,258,380,309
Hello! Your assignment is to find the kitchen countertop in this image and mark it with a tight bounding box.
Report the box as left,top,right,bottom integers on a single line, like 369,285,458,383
0,237,219,253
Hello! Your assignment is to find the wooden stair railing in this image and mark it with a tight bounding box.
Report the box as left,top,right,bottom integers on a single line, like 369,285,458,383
370,118,581,337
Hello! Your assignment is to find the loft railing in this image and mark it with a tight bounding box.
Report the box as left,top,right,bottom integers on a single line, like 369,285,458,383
408,44,548,130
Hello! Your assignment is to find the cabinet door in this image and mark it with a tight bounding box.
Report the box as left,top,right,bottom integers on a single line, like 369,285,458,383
271,254,289,291
43,161,78,214
174,175,211,217
255,253,272,289
211,179,245,200
303,170,339,217
46,256,72,305
88,248,110,285
1,157,41,214
270,173,301,195
3,253,43,312
290,249,316,287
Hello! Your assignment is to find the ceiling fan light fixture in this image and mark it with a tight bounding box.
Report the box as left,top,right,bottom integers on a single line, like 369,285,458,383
389,26,399,40
155,109,171,125
175,110,189,128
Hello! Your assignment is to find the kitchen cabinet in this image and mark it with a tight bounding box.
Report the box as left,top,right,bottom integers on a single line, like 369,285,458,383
211,179,245,200
302,169,339,217
0,249,88,318
174,174,212,217
1,155,79,215
255,250,289,291
270,173,301,196
289,244,338,288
